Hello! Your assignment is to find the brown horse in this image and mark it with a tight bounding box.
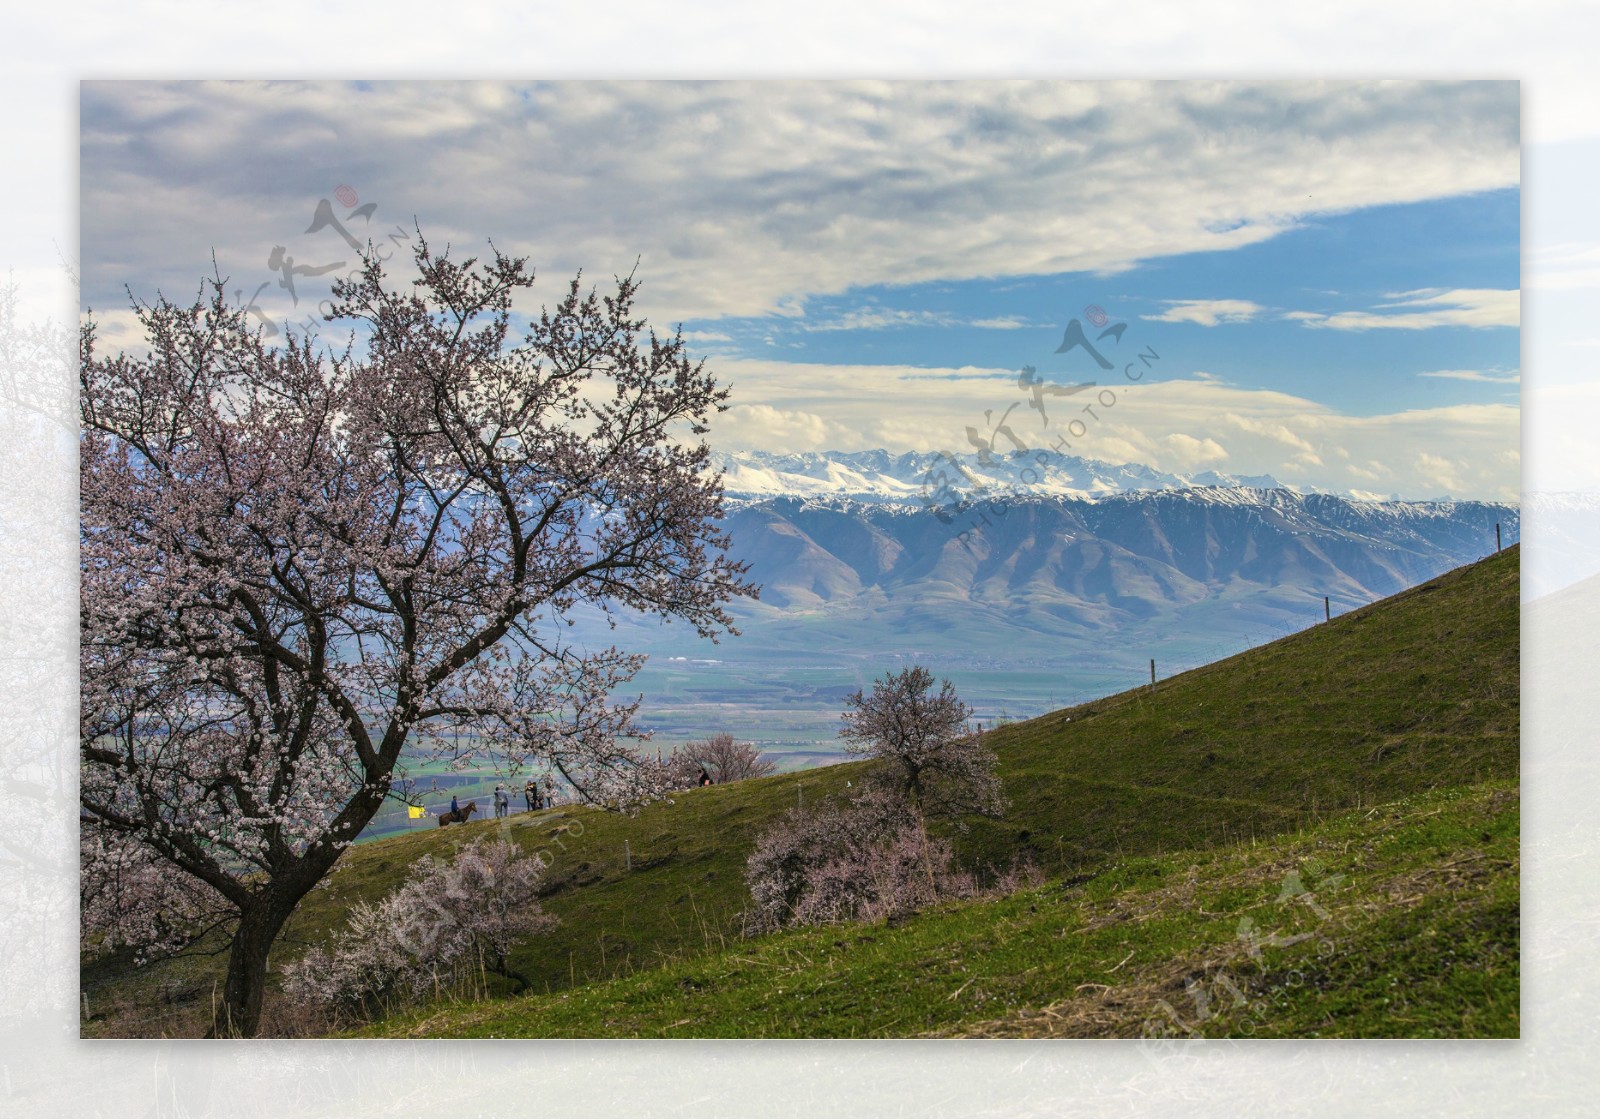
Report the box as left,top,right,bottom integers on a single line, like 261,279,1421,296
437,800,478,827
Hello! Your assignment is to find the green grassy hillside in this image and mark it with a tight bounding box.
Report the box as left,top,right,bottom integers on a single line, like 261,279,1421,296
362,780,1517,1038
957,542,1518,874
81,546,1518,1036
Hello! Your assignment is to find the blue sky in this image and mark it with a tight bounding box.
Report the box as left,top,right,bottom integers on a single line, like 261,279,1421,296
680,187,1520,419
79,80,1521,499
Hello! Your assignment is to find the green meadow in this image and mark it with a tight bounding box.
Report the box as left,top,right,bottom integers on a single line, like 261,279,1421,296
82,547,1519,1038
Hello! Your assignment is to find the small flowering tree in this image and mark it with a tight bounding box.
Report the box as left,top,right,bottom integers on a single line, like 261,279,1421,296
79,236,755,1036
680,732,777,785
839,666,1005,819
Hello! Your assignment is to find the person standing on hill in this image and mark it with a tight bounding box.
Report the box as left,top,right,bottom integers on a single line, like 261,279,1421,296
493,784,509,819
698,766,714,787
524,779,538,812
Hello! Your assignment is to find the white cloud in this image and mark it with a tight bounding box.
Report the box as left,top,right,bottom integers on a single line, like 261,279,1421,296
799,308,955,332
798,308,1037,332
1414,452,1465,494
1142,299,1264,327
1220,412,1318,454
1160,433,1230,468
80,306,150,355
1101,384,1516,498
710,403,852,451
1292,288,1520,331
1417,368,1520,384
80,80,1519,327
704,356,1519,500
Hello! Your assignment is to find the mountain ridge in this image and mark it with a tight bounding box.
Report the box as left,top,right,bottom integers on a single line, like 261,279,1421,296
707,448,1502,506
709,447,1288,505
721,486,1518,617
552,456,1519,754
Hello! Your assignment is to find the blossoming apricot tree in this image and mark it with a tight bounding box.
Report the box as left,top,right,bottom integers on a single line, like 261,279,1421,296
79,236,755,1036
839,666,1005,818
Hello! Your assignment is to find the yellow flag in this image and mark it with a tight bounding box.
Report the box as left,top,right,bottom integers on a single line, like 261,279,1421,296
408,805,426,819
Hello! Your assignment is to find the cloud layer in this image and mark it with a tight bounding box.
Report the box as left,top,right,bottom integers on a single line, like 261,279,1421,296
81,80,1519,327
78,81,1520,499
1291,288,1520,331
707,357,1518,501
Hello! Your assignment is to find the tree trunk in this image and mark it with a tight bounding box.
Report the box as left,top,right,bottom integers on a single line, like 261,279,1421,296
211,889,310,1038
490,949,531,994
212,901,292,1037
211,790,387,1036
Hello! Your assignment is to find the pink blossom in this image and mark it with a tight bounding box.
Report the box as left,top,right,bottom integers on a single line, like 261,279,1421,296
80,236,756,1035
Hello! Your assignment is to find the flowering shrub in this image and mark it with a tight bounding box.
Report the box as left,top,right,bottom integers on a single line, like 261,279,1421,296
685,733,778,784
657,733,777,792
744,789,977,933
281,838,555,1028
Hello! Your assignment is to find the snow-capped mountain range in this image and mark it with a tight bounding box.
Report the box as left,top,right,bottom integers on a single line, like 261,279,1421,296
569,449,1520,746
698,449,1518,622
709,448,1289,505
718,486,1517,616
